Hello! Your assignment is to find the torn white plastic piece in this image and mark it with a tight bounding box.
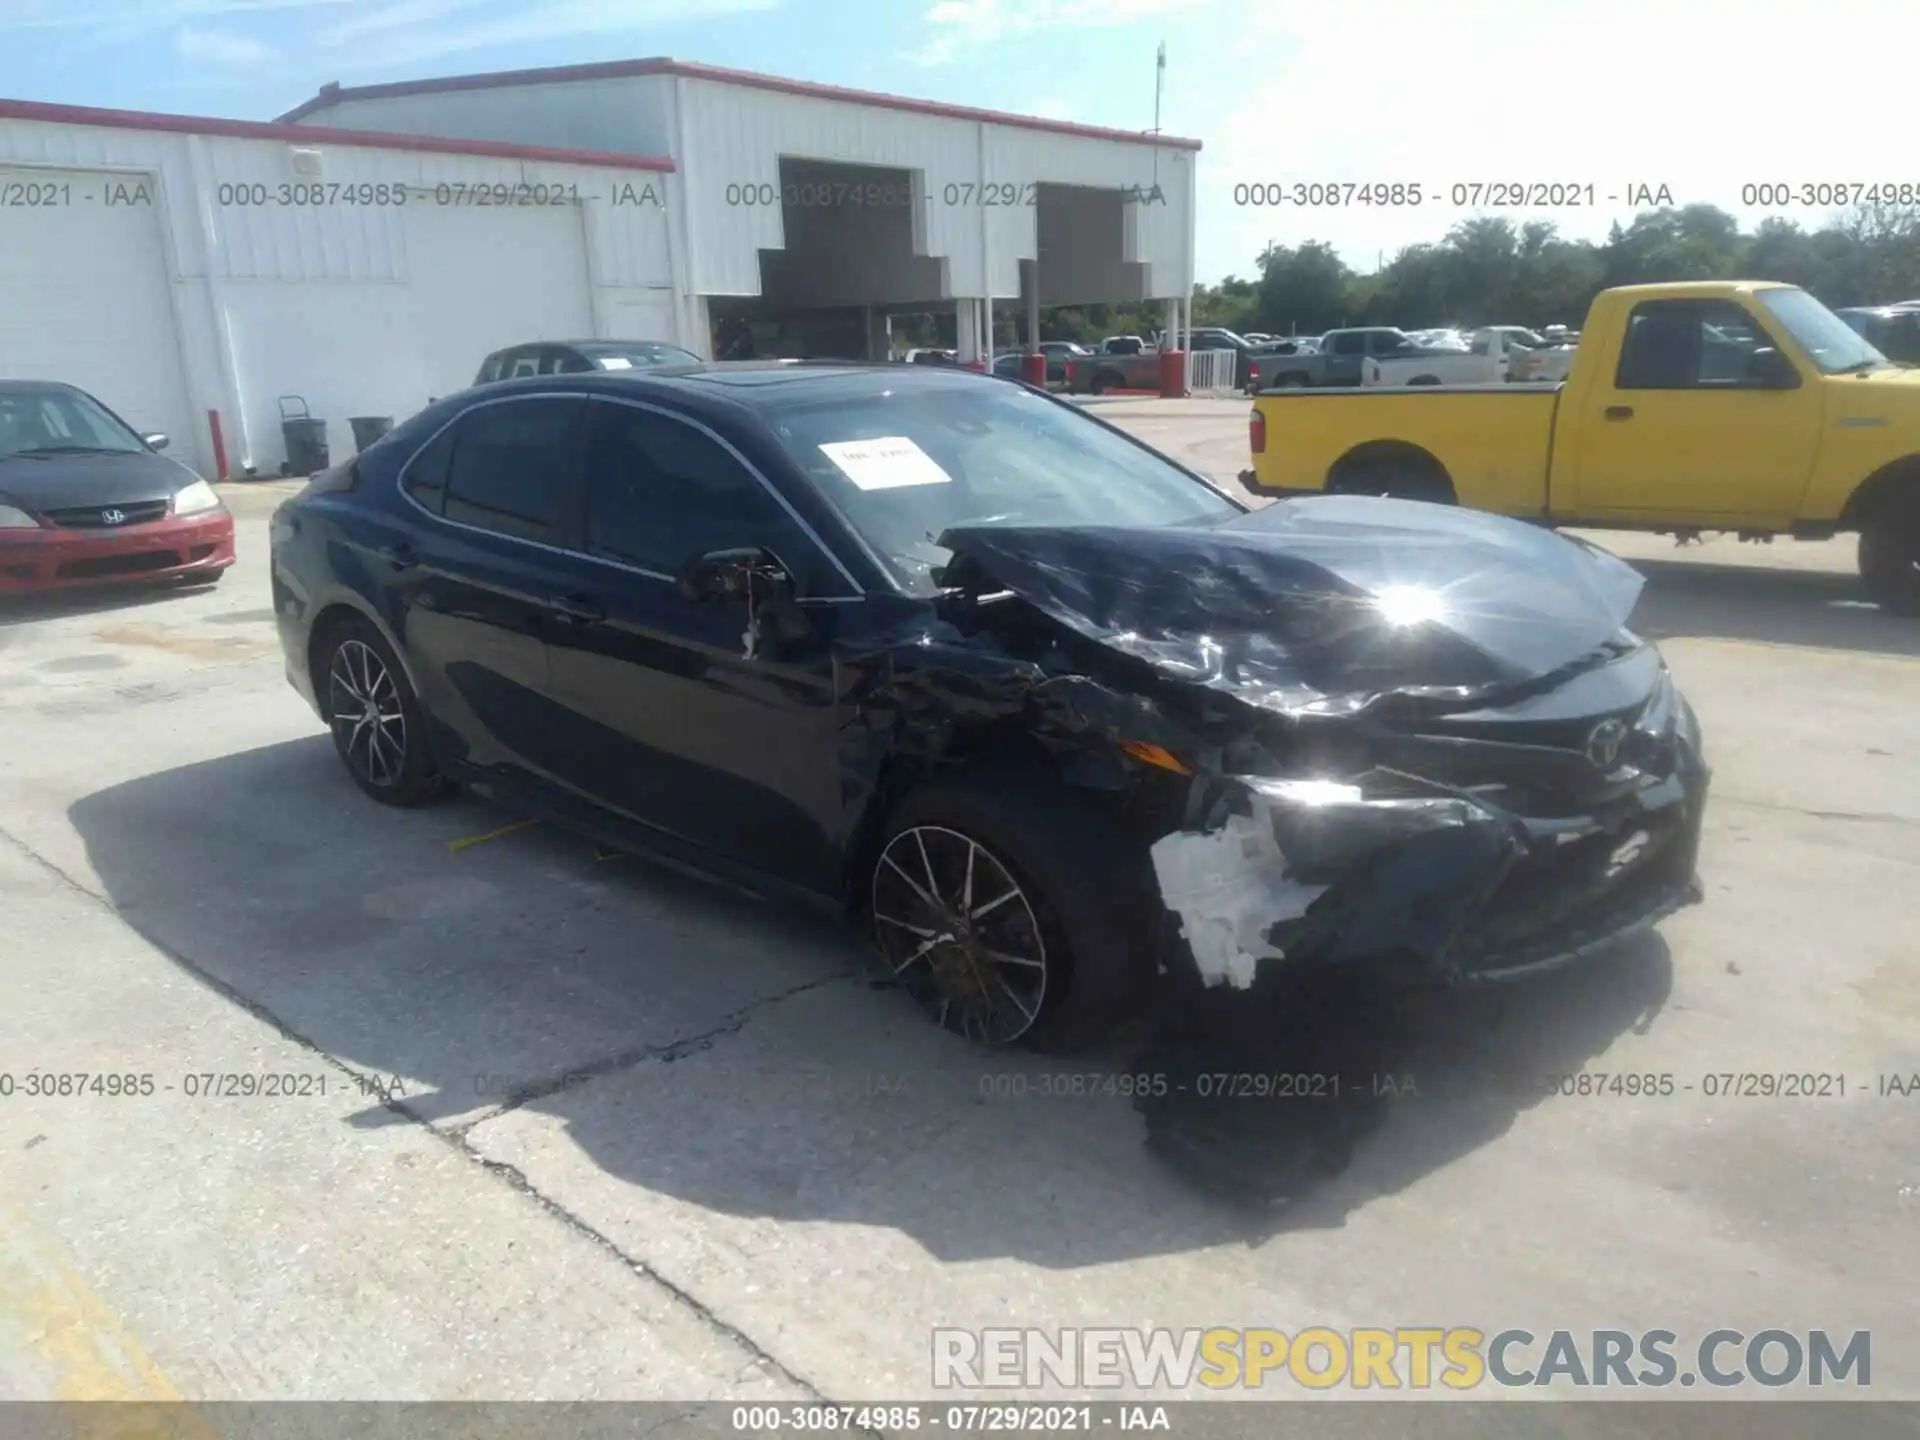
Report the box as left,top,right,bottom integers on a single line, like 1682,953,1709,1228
1148,796,1328,990
819,436,954,490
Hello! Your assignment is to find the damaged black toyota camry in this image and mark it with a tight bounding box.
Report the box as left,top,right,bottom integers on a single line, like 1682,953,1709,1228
270,362,1707,1051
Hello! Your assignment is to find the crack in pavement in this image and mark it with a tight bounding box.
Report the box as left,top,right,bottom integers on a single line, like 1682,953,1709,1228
0,820,858,1411
448,970,863,1131
1714,793,1919,828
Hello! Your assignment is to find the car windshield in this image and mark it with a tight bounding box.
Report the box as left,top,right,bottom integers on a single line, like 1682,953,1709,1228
760,381,1241,593
1755,289,1888,373
579,343,699,370
0,387,146,458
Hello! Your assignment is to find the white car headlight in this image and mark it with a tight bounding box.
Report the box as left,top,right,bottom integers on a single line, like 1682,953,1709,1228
172,479,222,516
0,503,41,529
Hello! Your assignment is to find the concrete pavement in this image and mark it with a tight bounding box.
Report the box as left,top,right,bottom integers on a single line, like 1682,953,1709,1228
0,435,1915,1418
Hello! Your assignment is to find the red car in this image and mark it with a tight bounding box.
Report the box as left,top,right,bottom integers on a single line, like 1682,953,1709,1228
0,381,234,595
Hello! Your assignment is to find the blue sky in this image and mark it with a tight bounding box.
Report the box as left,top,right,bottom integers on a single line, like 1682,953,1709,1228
2,0,1910,285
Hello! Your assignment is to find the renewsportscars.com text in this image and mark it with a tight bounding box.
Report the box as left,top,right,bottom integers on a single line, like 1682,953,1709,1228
931,1327,1871,1391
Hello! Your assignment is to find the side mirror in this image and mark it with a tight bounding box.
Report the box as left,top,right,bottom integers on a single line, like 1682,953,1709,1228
676,546,793,605
143,433,169,451
1746,347,1799,388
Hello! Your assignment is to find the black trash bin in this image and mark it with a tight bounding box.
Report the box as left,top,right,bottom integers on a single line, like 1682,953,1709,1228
278,396,329,477
349,415,394,454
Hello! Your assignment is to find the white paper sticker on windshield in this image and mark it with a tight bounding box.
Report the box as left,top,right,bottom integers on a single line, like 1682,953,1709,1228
595,356,635,370
818,436,953,491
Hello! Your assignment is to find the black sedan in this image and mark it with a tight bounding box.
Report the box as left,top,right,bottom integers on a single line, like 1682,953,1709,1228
269,364,1708,1050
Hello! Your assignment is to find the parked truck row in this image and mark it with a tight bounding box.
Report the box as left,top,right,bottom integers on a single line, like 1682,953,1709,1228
1241,281,1920,613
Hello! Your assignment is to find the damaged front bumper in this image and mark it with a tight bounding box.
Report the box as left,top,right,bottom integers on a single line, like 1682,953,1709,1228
1149,710,1709,992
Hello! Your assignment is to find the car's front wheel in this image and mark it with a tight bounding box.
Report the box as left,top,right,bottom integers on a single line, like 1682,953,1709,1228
319,617,447,806
869,772,1155,1051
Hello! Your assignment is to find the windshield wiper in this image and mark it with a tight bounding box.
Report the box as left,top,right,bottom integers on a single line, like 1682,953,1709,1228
1833,358,1888,375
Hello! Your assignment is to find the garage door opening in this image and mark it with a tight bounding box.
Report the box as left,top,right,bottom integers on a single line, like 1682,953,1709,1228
1032,182,1152,308
710,157,948,361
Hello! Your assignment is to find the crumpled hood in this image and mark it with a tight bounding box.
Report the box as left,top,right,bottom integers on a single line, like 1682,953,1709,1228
938,494,1645,714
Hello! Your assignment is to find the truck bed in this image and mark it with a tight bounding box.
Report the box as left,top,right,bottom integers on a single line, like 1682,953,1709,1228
1248,382,1564,518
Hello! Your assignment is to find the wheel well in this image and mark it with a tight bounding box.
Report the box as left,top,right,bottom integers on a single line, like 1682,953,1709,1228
1327,441,1457,502
305,602,374,719
840,728,1062,914
1839,455,1920,530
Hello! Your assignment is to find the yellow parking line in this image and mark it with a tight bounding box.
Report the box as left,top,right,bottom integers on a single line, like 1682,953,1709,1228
0,1202,219,1433
447,819,539,854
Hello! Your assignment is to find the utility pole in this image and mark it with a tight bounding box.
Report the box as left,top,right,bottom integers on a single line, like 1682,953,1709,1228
1151,41,1165,187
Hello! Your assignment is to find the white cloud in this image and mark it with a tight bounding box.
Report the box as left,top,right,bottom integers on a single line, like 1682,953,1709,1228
175,23,278,64
321,0,780,67
316,0,476,46
0,0,353,38
909,0,1207,66
1192,0,1920,280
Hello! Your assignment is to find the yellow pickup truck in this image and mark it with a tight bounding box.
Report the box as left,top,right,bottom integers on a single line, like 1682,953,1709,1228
1241,281,1920,613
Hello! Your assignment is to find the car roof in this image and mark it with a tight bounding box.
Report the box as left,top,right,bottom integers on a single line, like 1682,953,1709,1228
494,339,693,351
0,379,86,395
469,360,1020,405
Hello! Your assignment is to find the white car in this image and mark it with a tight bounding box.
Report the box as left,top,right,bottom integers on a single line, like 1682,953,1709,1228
1361,327,1531,386
1509,340,1578,383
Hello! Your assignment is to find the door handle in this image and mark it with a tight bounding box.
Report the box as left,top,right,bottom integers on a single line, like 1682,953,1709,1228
1604,405,1634,420
378,543,418,570
548,593,606,624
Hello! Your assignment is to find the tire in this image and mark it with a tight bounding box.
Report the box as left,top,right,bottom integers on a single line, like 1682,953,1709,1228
1275,373,1308,388
1859,500,1920,615
869,770,1157,1052
1331,454,1453,504
316,616,447,806
1089,372,1117,396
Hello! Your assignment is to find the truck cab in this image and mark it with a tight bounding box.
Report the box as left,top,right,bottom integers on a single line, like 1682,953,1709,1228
1246,281,1920,612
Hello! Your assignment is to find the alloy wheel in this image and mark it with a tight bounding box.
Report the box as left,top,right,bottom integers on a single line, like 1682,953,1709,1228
327,638,408,790
871,824,1049,1045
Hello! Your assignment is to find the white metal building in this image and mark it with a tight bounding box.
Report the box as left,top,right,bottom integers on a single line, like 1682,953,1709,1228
0,98,678,479
0,62,1199,479
281,60,1200,377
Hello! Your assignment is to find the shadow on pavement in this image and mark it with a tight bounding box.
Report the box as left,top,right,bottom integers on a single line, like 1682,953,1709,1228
1623,554,1920,658
71,735,1673,1262
0,577,218,629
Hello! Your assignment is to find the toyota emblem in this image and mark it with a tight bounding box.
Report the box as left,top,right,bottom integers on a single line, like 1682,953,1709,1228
101,508,126,525
1585,718,1628,769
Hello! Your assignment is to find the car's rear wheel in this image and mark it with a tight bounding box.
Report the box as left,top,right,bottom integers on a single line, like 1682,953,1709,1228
1275,373,1308,388
869,772,1155,1051
1089,372,1116,395
1860,500,1920,615
319,618,446,806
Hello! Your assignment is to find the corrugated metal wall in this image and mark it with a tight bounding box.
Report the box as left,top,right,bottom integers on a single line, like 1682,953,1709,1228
0,115,680,475
289,73,1198,306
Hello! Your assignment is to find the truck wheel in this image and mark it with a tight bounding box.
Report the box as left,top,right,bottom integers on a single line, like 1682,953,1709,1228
1276,373,1308,388
1331,454,1454,505
1859,501,1920,615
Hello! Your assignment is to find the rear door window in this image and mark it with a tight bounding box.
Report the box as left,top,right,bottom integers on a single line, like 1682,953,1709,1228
439,397,584,542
